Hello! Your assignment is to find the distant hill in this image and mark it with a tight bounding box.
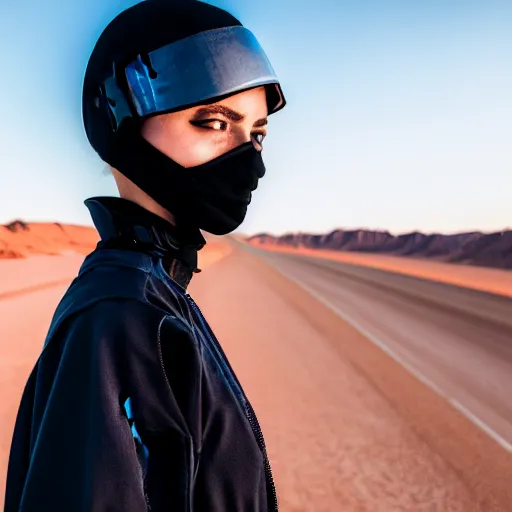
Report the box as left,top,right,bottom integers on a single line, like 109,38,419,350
0,221,99,258
248,229,512,270
4,220,511,271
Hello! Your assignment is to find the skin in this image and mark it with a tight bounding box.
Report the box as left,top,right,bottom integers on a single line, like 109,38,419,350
111,85,268,225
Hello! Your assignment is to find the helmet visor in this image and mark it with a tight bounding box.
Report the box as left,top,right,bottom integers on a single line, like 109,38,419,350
120,25,285,119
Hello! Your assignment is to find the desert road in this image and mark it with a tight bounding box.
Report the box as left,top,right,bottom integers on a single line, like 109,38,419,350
1,242,511,511
243,244,512,452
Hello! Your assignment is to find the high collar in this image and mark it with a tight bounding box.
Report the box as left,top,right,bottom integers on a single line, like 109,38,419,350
84,196,206,290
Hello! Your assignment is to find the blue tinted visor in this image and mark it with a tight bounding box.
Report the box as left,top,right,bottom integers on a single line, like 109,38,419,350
103,25,285,127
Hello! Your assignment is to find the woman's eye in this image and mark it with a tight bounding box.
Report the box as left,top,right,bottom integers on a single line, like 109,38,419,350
253,132,265,145
210,120,226,131
200,119,227,131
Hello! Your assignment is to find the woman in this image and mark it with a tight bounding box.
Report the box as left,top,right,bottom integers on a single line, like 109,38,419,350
4,1,286,511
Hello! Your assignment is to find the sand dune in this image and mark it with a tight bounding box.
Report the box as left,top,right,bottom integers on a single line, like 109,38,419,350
0,221,98,258
0,220,230,268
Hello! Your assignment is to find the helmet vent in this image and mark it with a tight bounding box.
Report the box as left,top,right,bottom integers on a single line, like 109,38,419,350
140,53,158,79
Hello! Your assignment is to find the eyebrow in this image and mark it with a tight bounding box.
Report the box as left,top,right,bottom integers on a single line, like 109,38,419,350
193,105,268,127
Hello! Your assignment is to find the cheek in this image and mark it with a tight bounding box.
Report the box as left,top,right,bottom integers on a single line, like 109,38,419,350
141,120,226,168
180,140,227,168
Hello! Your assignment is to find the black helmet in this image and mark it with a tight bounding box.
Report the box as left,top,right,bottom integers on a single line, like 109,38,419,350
82,0,286,165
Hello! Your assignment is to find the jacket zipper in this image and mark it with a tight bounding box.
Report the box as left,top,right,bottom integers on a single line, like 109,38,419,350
185,292,279,512
157,315,194,512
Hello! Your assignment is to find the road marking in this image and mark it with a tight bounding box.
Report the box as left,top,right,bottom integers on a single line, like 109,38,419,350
263,255,512,454
450,399,512,453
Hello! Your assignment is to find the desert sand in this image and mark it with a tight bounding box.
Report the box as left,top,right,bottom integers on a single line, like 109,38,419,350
252,243,512,298
197,233,233,268
0,222,99,258
0,238,510,510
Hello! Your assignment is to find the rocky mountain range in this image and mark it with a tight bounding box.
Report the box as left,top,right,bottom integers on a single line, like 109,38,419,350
248,229,512,270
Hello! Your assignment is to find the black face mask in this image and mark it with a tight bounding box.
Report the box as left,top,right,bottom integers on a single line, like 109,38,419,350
109,120,266,235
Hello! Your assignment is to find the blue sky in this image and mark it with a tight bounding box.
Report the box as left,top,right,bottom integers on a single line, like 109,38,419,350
0,0,510,235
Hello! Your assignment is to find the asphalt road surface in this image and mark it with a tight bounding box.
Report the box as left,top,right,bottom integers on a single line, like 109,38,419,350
245,244,512,453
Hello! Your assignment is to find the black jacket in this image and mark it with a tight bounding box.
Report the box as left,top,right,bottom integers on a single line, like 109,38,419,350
4,196,278,512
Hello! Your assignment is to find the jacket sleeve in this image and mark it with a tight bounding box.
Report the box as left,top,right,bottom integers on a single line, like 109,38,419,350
7,298,199,512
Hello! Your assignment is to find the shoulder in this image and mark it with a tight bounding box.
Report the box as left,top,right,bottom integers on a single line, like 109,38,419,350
43,296,199,383
72,299,196,354
49,294,198,362
45,258,163,343
41,298,162,361
68,297,165,335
